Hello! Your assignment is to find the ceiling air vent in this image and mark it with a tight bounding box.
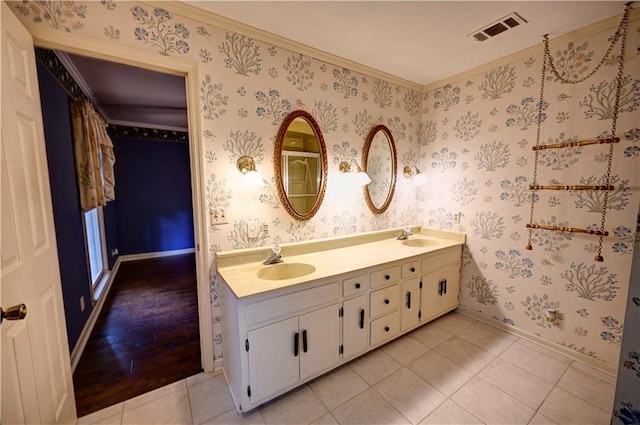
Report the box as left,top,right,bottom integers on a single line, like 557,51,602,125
469,12,527,42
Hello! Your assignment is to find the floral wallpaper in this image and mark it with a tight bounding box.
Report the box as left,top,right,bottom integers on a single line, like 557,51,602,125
11,0,421,365
420,18,640,367
10,1,639,368
612,211,640,424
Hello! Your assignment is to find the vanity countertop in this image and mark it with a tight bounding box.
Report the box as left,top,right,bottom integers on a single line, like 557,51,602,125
216,227,465,299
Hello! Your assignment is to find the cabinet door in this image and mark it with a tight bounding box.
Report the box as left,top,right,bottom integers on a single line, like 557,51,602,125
247,317,299,403
342,295,368,359
420,272,444,323
439,265,461,313
299,304,340,380
420,265,461,322
401,277,421,331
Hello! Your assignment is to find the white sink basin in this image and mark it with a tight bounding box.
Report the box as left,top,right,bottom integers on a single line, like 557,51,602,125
401,239,439,248
257,263,316,280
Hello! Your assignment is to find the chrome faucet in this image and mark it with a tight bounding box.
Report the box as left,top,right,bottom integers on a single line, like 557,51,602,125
397,227,412,240
263,244,283,265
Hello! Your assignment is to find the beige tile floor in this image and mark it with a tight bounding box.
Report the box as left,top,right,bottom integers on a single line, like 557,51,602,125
77,312,616,425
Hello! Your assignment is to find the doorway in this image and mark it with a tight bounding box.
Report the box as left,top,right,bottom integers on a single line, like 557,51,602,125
35,47,200,414
36,41,213,414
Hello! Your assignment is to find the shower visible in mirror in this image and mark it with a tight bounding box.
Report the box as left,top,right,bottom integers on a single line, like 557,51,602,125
274,110,328,221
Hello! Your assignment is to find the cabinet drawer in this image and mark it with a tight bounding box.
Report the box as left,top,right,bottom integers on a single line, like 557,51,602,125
247,283,339,327
370,265,400,289
370,311,400,346
421,247,461,274
342,274,368,298
401,260,420,279
370,284,400,318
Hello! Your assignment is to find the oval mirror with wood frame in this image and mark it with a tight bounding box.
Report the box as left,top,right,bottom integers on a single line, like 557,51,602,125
275,110,328,221
363,125,397,214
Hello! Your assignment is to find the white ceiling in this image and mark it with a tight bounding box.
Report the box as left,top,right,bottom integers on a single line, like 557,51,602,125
60,1,630,131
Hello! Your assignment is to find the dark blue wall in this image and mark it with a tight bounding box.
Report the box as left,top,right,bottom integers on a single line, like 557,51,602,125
112,137,194,255
37,62,93,350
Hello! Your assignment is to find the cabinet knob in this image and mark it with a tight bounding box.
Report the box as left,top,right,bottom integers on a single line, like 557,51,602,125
384,274,390,280
410,267,415,273
355,283,361,289
384,326,390,332
384,298,390,305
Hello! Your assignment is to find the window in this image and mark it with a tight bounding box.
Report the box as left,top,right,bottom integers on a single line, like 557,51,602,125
84,207,107,293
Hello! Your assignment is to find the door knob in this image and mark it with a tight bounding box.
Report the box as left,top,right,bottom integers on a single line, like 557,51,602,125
1,304,27,324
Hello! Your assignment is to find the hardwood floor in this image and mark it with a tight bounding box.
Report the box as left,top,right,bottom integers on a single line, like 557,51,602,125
73,254,202,417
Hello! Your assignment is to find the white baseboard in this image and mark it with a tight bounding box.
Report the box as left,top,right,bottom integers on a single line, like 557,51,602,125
456,306,618,377
71,258,121,372
214,357,224,373
118,247,195,262
70,248,196,371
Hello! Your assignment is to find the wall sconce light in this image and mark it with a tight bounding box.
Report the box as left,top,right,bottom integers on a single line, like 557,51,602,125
237,156,265,188
403,165,429,186
339,160,371,186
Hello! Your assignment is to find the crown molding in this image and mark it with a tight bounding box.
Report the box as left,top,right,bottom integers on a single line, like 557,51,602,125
422,7,640,92
54,50,111,119
143,0,423,92
34,47,84,99
107,123,189,143
32,2,639,97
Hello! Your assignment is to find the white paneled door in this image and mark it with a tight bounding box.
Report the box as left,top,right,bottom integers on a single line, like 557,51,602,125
1,3,76,424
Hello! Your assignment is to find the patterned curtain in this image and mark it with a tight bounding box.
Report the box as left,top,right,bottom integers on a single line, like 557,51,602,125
70,98,116,211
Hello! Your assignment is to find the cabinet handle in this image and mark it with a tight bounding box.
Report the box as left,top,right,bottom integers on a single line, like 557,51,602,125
302,329,308,353
406,291,411,308
355,283,361,289
384,298,390,305
438,280,443,296
443,278,447,294
359,309,365,329
294,332,299,357
410,267,415,273
384,326,390,332
384,274,390,280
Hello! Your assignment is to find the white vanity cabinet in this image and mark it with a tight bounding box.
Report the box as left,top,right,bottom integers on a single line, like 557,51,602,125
341,274,369,359
400,258,422,331
401,277,421,331
221,281,340,411
420,247,462,322
247,303,339,403
421,265,461,322
218,227,465,413
399,246,462,329
369,265,401,346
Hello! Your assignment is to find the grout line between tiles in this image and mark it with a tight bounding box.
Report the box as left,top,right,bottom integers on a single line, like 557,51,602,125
368,365,449,425
184,377,196,425
85,313,614,425
552,360,614,415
